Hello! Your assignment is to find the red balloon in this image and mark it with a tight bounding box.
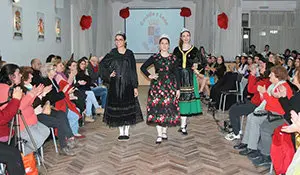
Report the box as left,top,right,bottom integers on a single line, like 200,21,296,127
180,7,191,17
217,12,228,30
80,15,92,30
120,7,130,19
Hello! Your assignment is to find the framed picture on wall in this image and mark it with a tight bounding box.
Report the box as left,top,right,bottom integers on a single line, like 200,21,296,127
55,17,61,42
37,12,45,40
12,5,23,39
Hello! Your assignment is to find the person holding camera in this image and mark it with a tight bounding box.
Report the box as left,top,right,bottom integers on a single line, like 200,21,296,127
0,86,25,175
0,64,50,155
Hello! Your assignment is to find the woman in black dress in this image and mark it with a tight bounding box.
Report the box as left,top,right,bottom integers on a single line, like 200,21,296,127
101,32,143,141
141,34,181,144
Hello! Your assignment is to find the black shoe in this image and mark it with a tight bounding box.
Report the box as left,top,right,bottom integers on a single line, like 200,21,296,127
247,150,261,160
178,128,188,135
252,154,271,166
118,135,125,141
239,148,256,156
233,143,248,150
67,138,78,149
199,92,204,97
60,147,76,156
118,135,129,141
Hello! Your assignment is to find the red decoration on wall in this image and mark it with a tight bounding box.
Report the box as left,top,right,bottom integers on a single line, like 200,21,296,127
180,7,191,17
80,15,92,30
217,12,228,30
120,7,130,19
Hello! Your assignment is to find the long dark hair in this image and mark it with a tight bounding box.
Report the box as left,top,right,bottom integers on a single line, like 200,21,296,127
217,55,225,66
65,60,77,78
260,62,273,79
77,57,87,72
179,31,191,50
0,64,20,86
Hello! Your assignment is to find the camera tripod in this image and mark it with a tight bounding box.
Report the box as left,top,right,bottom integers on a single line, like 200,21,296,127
5,110,48,174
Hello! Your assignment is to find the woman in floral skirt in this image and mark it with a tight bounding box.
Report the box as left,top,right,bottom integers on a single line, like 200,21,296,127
141,34,181,144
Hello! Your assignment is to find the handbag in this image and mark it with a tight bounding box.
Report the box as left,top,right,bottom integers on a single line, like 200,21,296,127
42,101,51,115
22,152,38,175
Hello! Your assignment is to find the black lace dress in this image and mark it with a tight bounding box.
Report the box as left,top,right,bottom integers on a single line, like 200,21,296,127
101,48,143,127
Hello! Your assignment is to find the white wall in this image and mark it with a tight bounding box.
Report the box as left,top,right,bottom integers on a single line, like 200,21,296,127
111,0,196,60
242,1,296,12
0,0,71,66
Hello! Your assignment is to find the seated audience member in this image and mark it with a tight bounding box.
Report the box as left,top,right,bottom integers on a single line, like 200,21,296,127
196,46,208,66
197,55,216,98
251,67,300,166
291,50,298,60
225,61,271,141
0,143,25,175
248,44,258,56
261,44,271,58
40,63,83,138
46,54,56,63
0,85,24,175
76,57,107,112
200,56,226,100
54,60,86,113
228,56,240,72
214,55,227,80
87,56,102,86
284,49,291,63
0,64,50,155
277,54,288,69
247,56,254,70
287,57,295,78
55,59,98,122
268,53,278,65
21,66,77,156
0,86,22,142
282,110,300,175
238,66,293,160
293,57,300,76
30,58,43,86
236,55,248,76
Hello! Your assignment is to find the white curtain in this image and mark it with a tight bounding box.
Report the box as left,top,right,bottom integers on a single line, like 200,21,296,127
194,0,242,61
193,0,215,53
250,11,298,54
70,0,94,59
95,0,113,57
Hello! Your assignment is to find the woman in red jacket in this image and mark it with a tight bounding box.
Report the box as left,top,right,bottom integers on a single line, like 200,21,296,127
0,86,26,175
239,66,293,158
225,54,271,142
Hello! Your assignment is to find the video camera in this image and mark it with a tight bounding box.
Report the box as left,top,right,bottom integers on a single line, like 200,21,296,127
0,85,19,107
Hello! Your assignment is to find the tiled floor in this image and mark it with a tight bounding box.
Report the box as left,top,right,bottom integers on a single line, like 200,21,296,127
42,86,271,175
